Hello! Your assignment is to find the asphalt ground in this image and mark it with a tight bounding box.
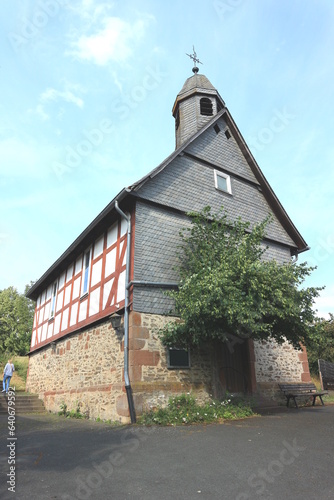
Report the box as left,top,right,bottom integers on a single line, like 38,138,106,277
0,405,333,500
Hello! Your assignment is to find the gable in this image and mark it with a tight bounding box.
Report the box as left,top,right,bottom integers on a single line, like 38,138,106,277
185,116,258,184
134,123,296,249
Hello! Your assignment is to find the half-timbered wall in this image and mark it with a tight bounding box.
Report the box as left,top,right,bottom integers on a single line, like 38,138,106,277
30,218,128,351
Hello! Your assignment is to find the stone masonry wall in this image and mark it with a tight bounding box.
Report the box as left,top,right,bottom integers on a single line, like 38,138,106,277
254,339,311,399
26,311,217,423
127,311,216,414
26,310,312,422
26,320,126,422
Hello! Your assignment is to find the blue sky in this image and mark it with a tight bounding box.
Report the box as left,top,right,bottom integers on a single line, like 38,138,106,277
1,0,333,318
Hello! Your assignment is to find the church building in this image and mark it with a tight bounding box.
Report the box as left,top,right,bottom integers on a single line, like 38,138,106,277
26,58,311,422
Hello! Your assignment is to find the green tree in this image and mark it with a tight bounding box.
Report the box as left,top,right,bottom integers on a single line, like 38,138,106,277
159,207,323,350
306,314,334,374
0,284,35,355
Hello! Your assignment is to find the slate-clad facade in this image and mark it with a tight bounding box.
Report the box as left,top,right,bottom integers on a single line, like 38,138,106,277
26,71,311,422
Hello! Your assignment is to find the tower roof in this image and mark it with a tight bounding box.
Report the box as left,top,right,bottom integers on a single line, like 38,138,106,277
172,73,225,115
178,73,216,95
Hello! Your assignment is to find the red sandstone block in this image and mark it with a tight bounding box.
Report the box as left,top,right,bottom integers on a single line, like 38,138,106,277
302,361,310,371
116,394,130,417
301,372,312,382
132,350,160,366
66,341,71,350
298,351,308,361
129,338,146,350
129,312,141,327
130,326,149,339
129,364,142,382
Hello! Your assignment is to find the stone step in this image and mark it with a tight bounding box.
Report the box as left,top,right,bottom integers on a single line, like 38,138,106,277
0,392,46,415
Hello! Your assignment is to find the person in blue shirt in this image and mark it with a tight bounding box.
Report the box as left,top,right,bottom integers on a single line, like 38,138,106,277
2,360,15,394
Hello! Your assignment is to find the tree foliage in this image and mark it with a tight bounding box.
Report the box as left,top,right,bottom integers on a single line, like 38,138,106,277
0,284,35,355
159,207,323,350
306,314,334,374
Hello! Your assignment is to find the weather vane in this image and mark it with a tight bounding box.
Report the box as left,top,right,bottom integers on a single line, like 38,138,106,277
186,46,203,73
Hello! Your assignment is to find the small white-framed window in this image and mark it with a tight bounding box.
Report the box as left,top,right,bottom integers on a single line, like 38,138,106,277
167,347,190,369
49,281,58,319
81,248,92,297
214,169,232,195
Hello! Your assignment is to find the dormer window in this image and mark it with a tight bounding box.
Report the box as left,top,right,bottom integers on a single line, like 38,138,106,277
200,98,213,116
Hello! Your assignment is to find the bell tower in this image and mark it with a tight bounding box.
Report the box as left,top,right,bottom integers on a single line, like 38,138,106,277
172,48,225,149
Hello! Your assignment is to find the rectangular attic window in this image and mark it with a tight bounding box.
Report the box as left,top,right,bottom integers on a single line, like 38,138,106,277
214,170,232,194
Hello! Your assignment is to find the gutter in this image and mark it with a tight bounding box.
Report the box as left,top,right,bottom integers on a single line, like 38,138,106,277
114,200,136,424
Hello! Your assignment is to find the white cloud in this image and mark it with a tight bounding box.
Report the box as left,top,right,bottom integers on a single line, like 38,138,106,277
67,0,114,23
30,83,85,122
41,88,84,108
35,104,50,121
67,17,148,65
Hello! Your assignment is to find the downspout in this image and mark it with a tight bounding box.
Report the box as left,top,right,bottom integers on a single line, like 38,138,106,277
115,200,136,423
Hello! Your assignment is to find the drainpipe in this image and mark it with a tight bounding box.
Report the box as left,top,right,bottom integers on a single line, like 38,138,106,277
115,200,136,423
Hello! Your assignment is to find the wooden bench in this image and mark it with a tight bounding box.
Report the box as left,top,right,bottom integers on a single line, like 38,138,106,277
279,383,328,409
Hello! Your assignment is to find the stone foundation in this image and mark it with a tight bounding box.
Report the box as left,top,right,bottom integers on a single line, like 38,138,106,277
26,321,127,422
26,311,312,421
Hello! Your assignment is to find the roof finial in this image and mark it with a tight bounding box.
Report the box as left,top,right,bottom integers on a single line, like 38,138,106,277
186,46,203,74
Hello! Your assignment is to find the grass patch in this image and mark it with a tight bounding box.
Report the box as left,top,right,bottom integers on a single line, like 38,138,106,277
310,374,334,403
138,393,254,426
0,354,29,391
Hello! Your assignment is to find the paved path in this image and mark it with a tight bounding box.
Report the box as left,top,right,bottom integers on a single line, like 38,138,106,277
0,406,333,499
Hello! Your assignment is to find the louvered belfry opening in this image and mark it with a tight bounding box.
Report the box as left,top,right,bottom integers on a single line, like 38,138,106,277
200,97,213,116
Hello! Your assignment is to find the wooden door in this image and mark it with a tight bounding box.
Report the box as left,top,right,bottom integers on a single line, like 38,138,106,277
219,340,250,394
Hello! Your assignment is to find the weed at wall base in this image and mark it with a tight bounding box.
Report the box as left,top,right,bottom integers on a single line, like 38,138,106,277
138,393,254,426
58,400,86,419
